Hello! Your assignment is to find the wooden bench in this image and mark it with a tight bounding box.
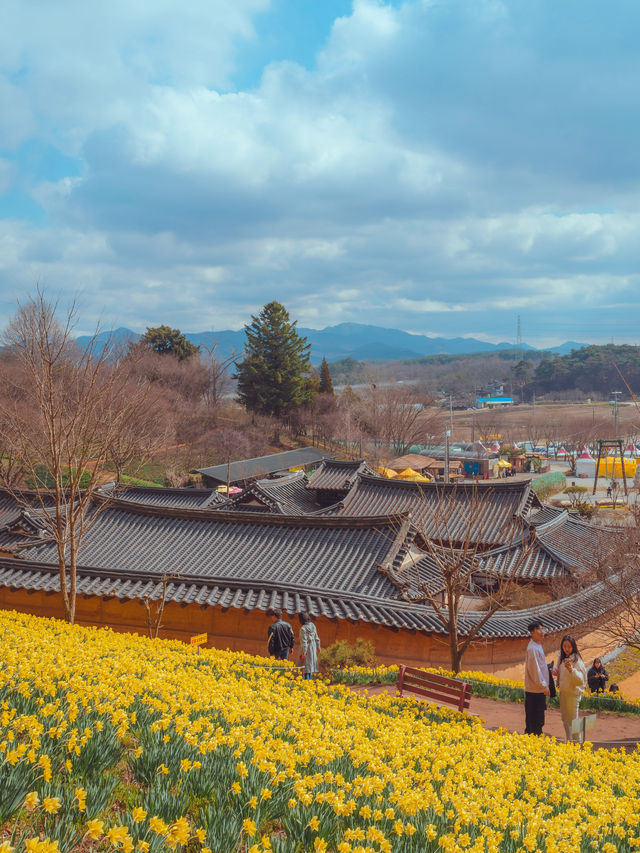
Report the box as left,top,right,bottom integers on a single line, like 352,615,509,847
396,666,473,713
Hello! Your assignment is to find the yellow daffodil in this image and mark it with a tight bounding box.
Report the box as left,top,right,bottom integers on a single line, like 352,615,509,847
42,796,61,814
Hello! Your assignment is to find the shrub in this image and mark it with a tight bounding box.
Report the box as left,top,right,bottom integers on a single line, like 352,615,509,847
26,464,92,490
120,474,161,487
318,638,376,672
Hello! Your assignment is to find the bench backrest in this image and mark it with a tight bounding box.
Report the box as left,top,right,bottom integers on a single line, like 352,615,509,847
397,665,473,713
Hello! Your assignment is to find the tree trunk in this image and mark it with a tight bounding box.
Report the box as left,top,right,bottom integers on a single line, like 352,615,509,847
447,589,462,672
449,627,462,673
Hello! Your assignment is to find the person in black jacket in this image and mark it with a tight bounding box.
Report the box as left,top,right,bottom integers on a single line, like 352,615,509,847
587,658,609,693
267,609,295,660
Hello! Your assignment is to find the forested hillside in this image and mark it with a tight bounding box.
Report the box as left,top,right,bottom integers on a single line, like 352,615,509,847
532,345,640,397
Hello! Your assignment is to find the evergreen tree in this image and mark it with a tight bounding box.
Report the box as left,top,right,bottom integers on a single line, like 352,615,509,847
141,325,200,360
308,366,321,396
235,301,312,419
319,356,334,395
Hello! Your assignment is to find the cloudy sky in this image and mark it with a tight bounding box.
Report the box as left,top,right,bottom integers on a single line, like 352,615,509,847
1,0,639,347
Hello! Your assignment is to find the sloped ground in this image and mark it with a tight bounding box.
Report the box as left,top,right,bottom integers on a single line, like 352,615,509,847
351,684,640,746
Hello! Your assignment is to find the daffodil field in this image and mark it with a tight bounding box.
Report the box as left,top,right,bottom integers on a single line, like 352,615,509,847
333,665,640,714
1,612,640,853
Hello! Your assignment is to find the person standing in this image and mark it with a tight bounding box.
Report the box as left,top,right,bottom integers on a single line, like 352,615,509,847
587,658,609,693
553,635,587,742
524,619,550,735
267,608,294,660
298,612,321,680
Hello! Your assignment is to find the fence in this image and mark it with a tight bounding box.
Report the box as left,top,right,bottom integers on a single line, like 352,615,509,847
531,471,566,497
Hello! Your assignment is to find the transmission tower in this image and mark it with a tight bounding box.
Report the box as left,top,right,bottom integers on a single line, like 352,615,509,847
515,315,522,362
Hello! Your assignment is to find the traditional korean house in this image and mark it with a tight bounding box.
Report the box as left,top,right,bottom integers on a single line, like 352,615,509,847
194,447,334,489
0,473,627,671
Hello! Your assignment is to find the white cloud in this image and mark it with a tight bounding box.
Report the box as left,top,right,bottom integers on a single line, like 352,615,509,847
3,0,640,345
0,0,270,154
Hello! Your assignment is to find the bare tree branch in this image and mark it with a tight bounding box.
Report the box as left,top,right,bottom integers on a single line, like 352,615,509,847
0,287,158,623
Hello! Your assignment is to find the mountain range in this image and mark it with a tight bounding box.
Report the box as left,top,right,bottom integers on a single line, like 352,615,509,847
77,323,585,365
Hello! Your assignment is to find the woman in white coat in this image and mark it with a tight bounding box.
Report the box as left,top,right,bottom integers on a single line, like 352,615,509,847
553,634,588,742
298,612,321,680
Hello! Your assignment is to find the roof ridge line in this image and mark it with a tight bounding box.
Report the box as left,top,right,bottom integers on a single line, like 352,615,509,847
88,492,414,528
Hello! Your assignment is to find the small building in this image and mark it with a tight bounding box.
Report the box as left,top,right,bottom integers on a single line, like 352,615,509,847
424,458,464,480
419,445,497,479
194,447,334,488
475,396,515,409
387,454,434,475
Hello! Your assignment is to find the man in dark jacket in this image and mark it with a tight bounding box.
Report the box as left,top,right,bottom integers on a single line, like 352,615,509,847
267,609,295,660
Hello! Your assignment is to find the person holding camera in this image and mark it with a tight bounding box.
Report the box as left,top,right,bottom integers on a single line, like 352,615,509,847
553,635,588,742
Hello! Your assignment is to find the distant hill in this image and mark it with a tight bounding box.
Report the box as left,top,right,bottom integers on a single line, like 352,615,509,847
531,344,640,397
76,323,585,365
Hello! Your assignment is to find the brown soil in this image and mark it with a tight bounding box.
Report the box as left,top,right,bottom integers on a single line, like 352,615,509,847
450,400,639,444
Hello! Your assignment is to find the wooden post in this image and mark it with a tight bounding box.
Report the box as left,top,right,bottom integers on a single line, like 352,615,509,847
593,439,628,498
397,665,406,696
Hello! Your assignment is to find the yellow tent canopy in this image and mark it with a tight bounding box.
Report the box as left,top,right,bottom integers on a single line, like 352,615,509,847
596,457,637,478
395,468,431,481
376,466,398,478
396,468,421,478
497,459,512,468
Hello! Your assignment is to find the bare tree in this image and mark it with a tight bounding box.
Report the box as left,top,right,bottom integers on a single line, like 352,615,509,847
143,573,181,639
358,385,442,459
0,364,29,488
201,342,235,409
106,385,172,482
592,515,640,651
0,288,155,623
382,484,537,671
333,386,364,458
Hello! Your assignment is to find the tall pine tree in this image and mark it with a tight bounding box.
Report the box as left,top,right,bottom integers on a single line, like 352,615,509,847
235,301,312,420
319,356,334,395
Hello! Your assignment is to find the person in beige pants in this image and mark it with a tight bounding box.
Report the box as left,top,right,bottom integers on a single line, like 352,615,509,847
553,635,587,742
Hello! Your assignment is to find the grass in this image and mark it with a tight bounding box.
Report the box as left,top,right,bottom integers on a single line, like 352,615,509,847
608,646,640,683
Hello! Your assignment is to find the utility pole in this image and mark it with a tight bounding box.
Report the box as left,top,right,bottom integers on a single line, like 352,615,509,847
445,429,451,484
449,394,454,439
611,391,622,435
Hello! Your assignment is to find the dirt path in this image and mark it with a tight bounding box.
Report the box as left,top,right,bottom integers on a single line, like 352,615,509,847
352,684,640,747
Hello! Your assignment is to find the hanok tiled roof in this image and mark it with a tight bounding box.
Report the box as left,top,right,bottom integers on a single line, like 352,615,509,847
527,506,568,527
0,553,627,640
222,472,323,515
112,485,227,510
306,460,379,494
194,447,334,484
379,538,567,603
476,542,565,582
10,498,410,601
535,515,617,571
0,481,623,640
339,475,536,547
0,491,57,529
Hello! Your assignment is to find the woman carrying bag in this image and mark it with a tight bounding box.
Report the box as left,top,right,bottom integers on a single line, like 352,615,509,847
553,635,587,742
